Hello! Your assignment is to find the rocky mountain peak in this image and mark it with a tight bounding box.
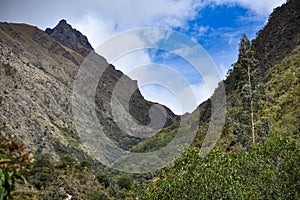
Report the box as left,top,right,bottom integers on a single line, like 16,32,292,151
57,19,68,26
45,19,93,57
45,19,69,34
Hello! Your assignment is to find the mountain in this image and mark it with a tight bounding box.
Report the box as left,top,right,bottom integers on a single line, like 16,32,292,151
0,20,178,162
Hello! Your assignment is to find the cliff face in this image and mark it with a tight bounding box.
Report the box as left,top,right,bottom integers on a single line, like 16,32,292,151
0,20,178,160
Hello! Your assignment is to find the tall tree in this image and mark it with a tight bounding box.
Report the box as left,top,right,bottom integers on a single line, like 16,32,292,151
228,34,271,148
232,34,258,144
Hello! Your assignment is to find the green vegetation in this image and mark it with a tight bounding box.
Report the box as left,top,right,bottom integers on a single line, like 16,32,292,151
116,174,133,190
10,152,130,199
132,135,299,199
129,41,300,199
264,45,300,137
0,126,34,200
131,124,179,153
223,34,271,150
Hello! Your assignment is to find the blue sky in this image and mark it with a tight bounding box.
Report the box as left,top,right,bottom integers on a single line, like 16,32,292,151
0,0,286,114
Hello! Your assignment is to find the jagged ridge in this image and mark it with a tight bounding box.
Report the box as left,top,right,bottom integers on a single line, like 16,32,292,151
45,19,93,57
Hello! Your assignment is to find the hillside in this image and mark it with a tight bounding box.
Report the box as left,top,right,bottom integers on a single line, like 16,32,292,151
130,0,300,198
252,0,300,71
0,19,179,155
133,43,300,199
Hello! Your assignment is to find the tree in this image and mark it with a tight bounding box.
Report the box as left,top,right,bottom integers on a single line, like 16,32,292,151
56,154,76,168
233,34,257,144
230,34,270,147
132,136,300,199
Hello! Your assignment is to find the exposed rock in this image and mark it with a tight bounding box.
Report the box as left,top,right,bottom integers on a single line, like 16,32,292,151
45,19,93,57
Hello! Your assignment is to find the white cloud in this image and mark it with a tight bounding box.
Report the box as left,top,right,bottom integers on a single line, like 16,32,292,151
172,44,222,91
138,81,210,115
74,16,115,49
72,0,203,48
95,30,148,62
125,63,196,114
94,26,223,114
139,84,182,115
83,0,202,28
119,62,214,115
207,0,286,16
112,50,151,74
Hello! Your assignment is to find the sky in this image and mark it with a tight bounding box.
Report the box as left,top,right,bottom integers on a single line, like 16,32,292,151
0,0,286,114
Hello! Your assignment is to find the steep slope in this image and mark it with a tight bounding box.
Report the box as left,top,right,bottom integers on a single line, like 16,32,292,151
264,45,300,136
0,20,178,162
252,0,300,71
0,22,81,158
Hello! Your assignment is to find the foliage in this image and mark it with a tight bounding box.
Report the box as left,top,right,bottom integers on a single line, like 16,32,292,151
84,189,109,200
0,126,34,200
264,45,300,137
130,124,179,153
117,174,133,190
97,173,110,188
132,135,300,199
78,160,91,169
57,154,76,168
252,0,300,70
1,1,298,199
224,34,271,149
37,190,67,200
28,154,54,190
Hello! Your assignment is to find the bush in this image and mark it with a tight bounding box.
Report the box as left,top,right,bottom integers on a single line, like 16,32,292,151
56,154,76,168
38,190,67,200
117,174,133,190
96,173,110,188
0,127,34,199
